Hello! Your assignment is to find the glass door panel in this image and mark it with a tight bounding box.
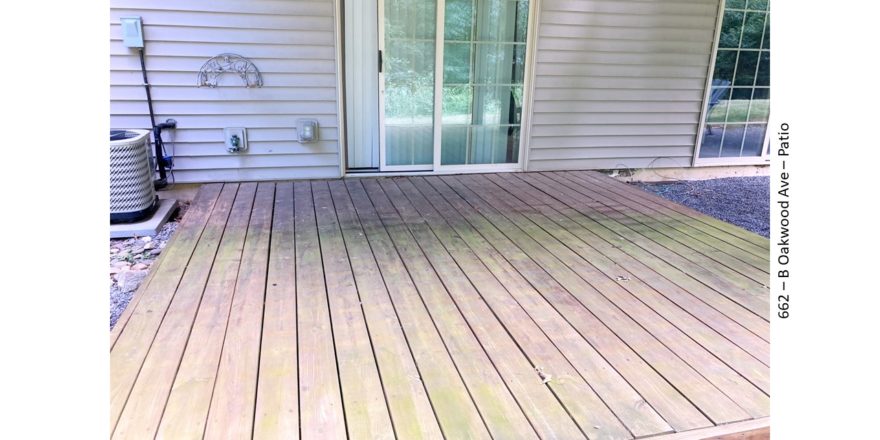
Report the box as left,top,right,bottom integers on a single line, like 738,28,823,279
382,0,437,169
440,0,528,166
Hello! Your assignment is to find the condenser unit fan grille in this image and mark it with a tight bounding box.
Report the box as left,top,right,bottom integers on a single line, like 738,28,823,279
110,130,156,222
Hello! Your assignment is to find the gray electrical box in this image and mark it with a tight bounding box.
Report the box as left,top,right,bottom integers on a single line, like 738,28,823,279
121,17,144,48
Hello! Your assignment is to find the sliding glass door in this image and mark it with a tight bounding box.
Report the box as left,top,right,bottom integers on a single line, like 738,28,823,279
379,0,530,171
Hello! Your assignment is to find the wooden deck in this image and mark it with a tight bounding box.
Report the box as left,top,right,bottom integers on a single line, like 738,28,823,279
110,171,770,439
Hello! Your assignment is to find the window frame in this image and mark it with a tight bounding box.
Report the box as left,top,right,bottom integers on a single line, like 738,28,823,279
693,0,771,167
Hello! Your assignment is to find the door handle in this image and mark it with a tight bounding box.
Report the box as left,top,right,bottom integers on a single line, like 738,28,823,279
378,50,383,73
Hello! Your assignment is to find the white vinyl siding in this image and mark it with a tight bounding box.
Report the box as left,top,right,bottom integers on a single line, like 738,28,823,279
109,0,342,182
527,0,720,171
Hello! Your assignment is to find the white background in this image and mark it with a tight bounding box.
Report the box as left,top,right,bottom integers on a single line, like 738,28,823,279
1,0,878,437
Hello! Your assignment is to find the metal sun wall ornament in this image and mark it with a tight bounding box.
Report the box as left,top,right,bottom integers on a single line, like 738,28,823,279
197,53,263,88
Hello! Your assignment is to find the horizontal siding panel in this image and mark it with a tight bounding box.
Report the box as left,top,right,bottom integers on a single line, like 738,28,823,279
530,135,696,149
535,62,707,79
110,24,335,46
111,0,333,16
172,153,339,169
528,156,693,171
170,166,340,183
534,88,704,102
531,124,698,137
111,86,337,101
527,0,717,172
540,23,714,42
536,50,709,67
534,75,706,90
542,0,716,17
110,100,338,116
165,127,339,143
541,11,714,29
110,0,341,182
110,55,336,73
531,112,701,125
532,100,702,114
172,141,339,156
111,71,337,87
110,115,339,129
529,146,694,160
110,41,335,59
110,10,333,31
538,37,709,55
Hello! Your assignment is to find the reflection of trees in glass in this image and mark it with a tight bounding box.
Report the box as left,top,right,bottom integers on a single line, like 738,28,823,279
439,0,528,165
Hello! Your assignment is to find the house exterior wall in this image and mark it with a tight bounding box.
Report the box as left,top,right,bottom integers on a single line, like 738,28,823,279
525,0,719,171
110,0,724,182
110,0,342,182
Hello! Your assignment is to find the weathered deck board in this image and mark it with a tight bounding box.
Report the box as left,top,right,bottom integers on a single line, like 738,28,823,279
313,181,395,439
112,183,238,439
344,179,491,439
293,181,347,439
156,183,254,440
327,180,444,439
556,172,769,284
408,176,712,433
205,182,275,438
111,171,771,439
533,173,769,319
254,182,299,439
571,171,769,262
382,177,670,438
474,174,770,396
366,178,593,439
109,183,223,349
353,179,526,439
437,175,760,423
509,173,770,341
111,182,233,437
579,171,770,251
490,173,770,365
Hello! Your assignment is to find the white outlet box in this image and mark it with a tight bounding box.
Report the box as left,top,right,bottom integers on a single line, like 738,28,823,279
224,128,247,153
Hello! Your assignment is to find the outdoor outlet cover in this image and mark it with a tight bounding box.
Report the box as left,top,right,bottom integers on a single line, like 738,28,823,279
224,128,247,153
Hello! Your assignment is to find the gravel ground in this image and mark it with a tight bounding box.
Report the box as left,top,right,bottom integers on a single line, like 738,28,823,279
634,176,770,238
109,201,189,329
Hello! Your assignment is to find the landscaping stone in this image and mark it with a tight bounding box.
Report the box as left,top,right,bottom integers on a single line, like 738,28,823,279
634,176,770,238
109,199,190,329
117,270,148,293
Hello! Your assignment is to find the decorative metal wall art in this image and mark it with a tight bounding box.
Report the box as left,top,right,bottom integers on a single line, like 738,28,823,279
197,53,263,88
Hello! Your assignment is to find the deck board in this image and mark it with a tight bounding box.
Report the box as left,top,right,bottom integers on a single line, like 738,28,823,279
344,179,491,439
439,175,758,423
111,171,770,439
313,181,396,439
293,181,347,439
384,177,670,438
556,172,769,284
253,182,299,439
156,183,253,439
490,174,770,366
113,183,237,439
205,182,275,438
